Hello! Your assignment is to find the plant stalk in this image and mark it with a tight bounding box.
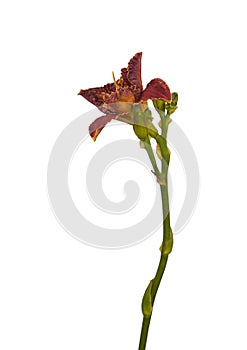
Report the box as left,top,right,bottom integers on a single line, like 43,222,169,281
138,114,173,350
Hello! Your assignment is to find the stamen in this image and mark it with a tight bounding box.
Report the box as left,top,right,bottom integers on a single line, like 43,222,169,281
112,71,119,95
112,71,116,83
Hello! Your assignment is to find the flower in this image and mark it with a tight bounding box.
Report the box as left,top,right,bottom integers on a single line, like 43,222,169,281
78,52,171,141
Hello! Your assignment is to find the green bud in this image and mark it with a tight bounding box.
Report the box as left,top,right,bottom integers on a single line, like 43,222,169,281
133,124,148,140
166,92,178,115
153,93,178,116
131,104,149,140
131,104,157,140
153,99,166,112
171,92,178,105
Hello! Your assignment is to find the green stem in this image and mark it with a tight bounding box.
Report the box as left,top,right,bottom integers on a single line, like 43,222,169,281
138,119,173,350
143,136,160,177
138,252,169,349
160,112,171,174
138,201,170,350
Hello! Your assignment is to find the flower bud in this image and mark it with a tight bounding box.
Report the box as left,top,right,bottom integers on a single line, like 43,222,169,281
131,104,149,140
166,92,178,115
153,99,166,112
153,92,178,115
133,124,148,140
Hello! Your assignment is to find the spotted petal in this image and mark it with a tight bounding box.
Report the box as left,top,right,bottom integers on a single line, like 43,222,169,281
120,52,143,101
78,83,116,108
141,78,172,102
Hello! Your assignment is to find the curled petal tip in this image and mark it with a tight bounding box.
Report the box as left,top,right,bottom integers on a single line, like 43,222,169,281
90,132,98,142
89,127,101,141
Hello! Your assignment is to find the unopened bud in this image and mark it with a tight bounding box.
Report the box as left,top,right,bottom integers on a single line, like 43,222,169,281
133,124,148,140
166,92,178,115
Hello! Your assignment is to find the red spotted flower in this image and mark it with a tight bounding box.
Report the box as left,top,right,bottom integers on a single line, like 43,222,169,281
78,52,171,141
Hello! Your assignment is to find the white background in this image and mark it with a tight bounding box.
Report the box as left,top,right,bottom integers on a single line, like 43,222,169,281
1,0,247,349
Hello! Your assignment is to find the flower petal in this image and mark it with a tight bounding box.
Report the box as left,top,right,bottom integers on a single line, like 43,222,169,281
89,114,118,141
78,83,116,108
120,52,143,101
141,78,171,102
89,110,134,141
120,67,129,86
127,53,142,90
